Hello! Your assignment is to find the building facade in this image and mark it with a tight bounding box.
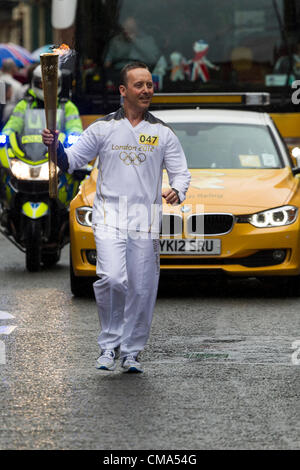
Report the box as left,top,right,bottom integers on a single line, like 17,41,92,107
0,0,52,52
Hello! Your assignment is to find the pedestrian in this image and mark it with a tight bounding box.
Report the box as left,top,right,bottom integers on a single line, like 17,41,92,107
42,62,191,373
0,81,12,128
0,58,24,124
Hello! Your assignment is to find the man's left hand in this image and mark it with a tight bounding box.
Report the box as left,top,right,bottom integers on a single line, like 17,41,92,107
162,188,179,205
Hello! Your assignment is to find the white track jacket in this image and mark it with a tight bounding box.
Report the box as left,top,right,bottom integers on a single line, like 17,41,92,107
65,107,191,233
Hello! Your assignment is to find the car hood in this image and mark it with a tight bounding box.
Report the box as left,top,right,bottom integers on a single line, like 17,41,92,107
80,167,297,215
163,168,298,214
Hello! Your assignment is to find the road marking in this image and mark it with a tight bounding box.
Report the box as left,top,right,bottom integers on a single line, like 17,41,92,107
0,325,17,335
155,359,297,366
0,311,16,364
0,311,14,320
161,335,300,366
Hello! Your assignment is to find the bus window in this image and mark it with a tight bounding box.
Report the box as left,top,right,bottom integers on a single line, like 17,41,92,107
70,0,300,113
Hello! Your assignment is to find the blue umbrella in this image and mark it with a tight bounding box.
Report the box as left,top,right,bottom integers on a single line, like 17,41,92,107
31,44,54,62
0,43,35,68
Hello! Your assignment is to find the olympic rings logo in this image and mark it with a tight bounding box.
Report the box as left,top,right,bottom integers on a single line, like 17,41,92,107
119,151,146,166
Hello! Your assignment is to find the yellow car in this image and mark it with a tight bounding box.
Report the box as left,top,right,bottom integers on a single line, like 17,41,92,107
69,108,300,296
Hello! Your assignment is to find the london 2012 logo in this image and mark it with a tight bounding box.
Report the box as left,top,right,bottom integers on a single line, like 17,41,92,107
119,151,146,166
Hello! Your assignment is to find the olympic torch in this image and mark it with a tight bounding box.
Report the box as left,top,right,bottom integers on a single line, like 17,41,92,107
41,52,59,199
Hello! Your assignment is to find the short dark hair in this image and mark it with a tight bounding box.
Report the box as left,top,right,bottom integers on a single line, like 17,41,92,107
119,62,150,86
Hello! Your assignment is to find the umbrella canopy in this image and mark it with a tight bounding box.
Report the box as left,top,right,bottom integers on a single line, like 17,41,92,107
0,43,35,68
31,44,54,62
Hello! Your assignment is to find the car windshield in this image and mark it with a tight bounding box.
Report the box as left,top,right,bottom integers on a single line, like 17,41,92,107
171,122,283,169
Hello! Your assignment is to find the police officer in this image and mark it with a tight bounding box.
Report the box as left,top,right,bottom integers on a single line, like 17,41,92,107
2,65,82,157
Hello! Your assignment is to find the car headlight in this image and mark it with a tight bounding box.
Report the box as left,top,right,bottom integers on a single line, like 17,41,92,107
247,205,298,228
10,159,49,180
75,207,93,226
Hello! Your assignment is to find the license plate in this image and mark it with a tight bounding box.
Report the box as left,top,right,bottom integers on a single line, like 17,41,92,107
159,239,221,255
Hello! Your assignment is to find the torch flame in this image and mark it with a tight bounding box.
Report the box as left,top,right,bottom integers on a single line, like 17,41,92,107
52,43,70,55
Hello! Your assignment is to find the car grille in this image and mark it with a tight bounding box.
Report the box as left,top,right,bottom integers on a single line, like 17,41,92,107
187,213,234,236
161,214,183,236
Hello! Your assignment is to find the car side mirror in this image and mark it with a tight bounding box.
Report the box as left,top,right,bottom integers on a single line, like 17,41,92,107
290,154,297,167
290,152,300,175
292,166,300,176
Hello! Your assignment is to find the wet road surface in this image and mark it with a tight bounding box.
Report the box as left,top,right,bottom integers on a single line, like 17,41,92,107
0,234,299,449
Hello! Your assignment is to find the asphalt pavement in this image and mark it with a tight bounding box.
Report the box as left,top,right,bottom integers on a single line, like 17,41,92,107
0,233,299,450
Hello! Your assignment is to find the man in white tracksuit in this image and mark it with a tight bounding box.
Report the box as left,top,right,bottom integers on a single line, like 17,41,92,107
42,62,191,373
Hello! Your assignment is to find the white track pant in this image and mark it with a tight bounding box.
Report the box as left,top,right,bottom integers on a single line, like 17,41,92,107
93,225,160,358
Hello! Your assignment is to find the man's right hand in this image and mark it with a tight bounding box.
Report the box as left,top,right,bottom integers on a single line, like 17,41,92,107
42,129,59,148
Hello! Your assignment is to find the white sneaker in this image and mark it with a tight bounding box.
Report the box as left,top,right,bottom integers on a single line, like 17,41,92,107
121,354,143,373
96,349,116,371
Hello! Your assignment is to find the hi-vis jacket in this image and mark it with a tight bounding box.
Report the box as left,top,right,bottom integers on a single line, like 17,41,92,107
63,107,191,233
2,89,82,162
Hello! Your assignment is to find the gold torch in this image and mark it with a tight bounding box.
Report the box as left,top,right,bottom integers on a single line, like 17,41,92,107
40,53,59,199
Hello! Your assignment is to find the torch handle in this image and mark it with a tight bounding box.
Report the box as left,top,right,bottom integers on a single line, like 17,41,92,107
40,53,59,199
48,140,58,199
